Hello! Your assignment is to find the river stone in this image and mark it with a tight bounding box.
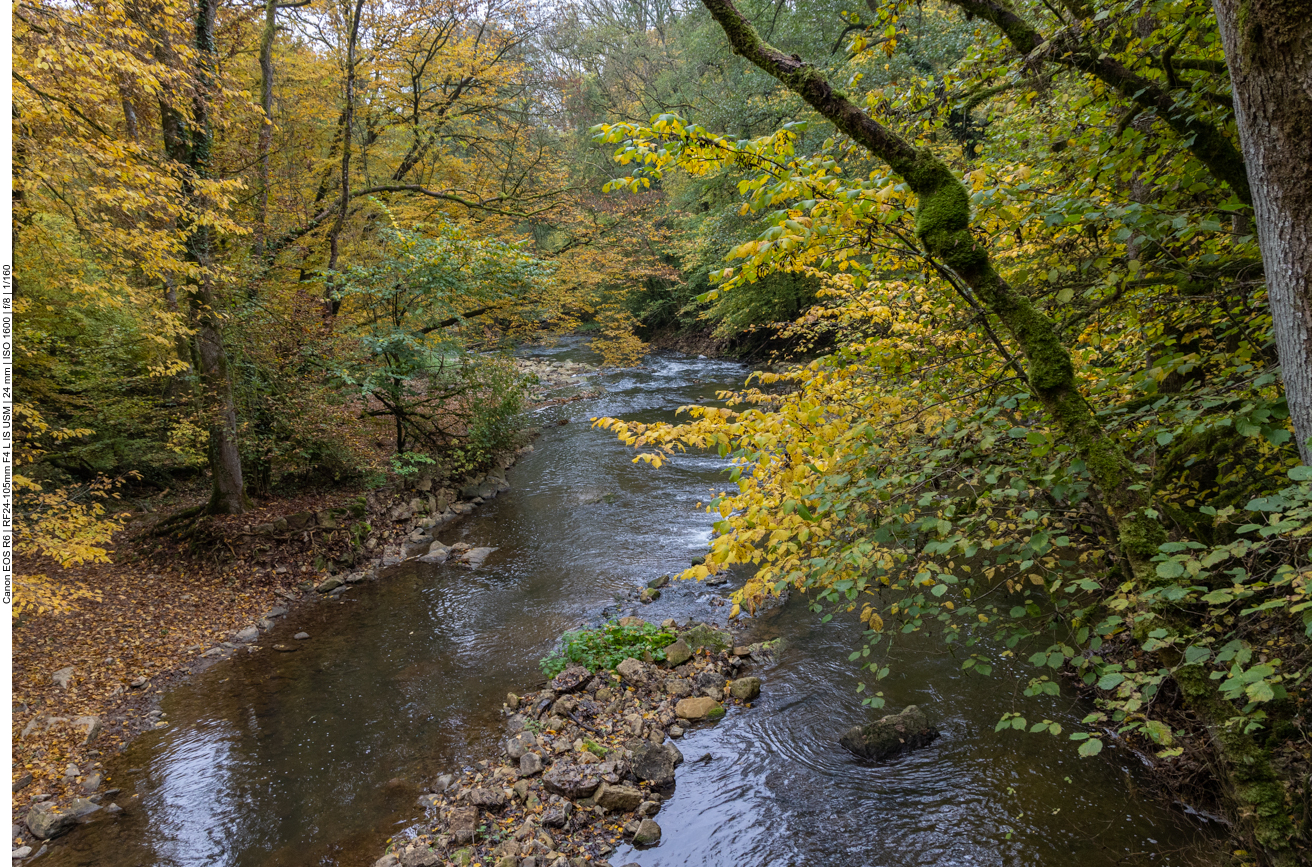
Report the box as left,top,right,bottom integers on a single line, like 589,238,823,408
664,678,692,698
675,697,723,721
729,677,761,701
681,623,731,653
400,847,440,867
507,732,537,760
662,639,692,667
467,787,506,810
547,667,592,694
520,752,544,776
234,626,260,643
647,575,670,589
316,576,344,594
630,742,682,787
293,632,310,640
72,715,102,746
615,658,646,683
461,547,496,567
632,818,662,846
693,670,726,697
542,764,601,800
448,805,480,843
839,705,939,760
374,855,400,867
597,785,643,813
26,798,100,839
541,801,573,828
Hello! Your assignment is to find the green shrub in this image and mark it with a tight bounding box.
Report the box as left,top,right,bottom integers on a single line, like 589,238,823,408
540,621,676,676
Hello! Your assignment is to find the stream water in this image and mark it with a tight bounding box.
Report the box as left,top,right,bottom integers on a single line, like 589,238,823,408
40,345,1219,867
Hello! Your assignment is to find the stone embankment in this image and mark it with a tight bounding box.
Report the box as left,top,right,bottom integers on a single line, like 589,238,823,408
376,622,775,867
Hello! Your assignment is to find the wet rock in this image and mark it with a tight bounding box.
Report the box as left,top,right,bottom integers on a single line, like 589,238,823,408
316,576,344,594
520,752,544,776
51,667,75,689
507,732,537,760
26,799,100,839
468,788,507,810
675,697,723,721
729,677,761,701
272,644,298,653
462,547,497,567
81,773,103,794
542,763,601,800
693,670,726,697
345,572,369,584
294,632,310,640
668,725,684,738
637,800,661,818
374,854,400,867
541,801,574,828
547,667,592,694
448,805,480,844
681,623,731,653
234,626,260,643
597,785,643,813
839,705,939,760
630,742,682,787
647,575,669,589
639,588,659,603
432,773,456,793
662,639,692,667
632,818,662,846
615,658,645,684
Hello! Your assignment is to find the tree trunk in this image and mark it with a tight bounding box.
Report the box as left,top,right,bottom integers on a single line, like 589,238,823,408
326,0,367,315
254,0,277,258
1213,0,1312,464
181,0,247,514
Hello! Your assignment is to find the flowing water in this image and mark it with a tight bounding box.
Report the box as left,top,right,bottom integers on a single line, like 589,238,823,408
40,345,1219,867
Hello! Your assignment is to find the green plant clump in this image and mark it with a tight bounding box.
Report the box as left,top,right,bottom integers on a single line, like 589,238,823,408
540,621,676,676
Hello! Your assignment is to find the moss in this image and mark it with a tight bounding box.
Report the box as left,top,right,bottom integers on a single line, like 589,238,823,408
1174,664,1299,863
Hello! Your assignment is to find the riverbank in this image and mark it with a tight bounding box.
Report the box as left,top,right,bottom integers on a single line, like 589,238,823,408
376,621,771,867
10,440,547,857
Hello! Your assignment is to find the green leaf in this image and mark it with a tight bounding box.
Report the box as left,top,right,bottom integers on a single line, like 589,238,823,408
1078,738,1104,757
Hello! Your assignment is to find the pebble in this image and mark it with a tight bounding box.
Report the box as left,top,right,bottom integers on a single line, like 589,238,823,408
294,633,310,640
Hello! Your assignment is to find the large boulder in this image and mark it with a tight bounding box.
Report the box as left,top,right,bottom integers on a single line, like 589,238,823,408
542,763,602,800
630,741,683,787
839,705,939,760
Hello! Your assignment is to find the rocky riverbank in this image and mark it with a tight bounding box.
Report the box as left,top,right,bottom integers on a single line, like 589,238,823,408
376,621,775,867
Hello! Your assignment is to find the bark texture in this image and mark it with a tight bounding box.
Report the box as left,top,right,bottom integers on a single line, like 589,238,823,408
1214,0,1312,463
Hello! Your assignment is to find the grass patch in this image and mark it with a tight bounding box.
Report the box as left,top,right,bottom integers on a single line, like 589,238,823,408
541,620,676,676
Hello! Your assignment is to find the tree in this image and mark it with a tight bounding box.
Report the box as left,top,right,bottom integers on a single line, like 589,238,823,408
1211,0,1312,463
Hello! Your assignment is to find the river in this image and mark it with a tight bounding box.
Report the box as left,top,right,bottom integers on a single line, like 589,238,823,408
39,345,1218,867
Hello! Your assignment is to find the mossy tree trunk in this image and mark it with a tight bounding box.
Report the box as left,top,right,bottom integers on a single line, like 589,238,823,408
1213,0,1312,464
695,0,1298,858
